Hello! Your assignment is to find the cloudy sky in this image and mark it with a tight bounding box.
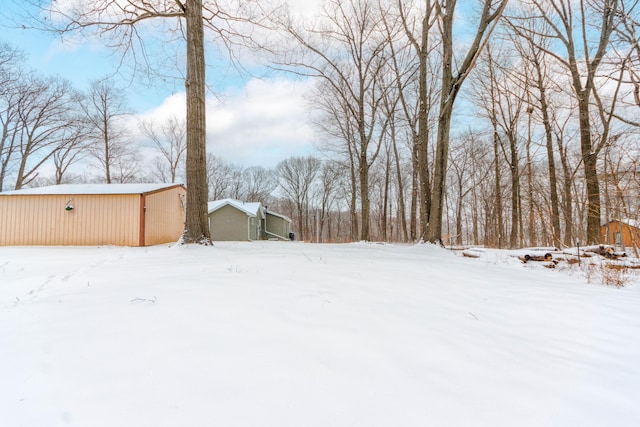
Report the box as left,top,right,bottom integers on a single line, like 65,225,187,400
1,0,322,168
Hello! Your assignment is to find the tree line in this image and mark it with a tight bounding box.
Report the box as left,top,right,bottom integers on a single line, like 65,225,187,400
272,0,640,246
4,0,640,248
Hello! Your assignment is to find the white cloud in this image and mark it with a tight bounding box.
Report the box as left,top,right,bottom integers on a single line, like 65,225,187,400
134,77,317,168
286,0,323,18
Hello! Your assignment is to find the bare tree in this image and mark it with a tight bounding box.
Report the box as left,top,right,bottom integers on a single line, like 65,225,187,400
511,0,621,243
279,0,392,241
51,120,89,185
396,0,440,240
206,153,234,200
317,161,343,242
0,43,25,191
507,17,563,247
243,166,278,202
449,132,490,246
610,1,640,126
140,115,187,183
276,156,321,241
426,0,509,245
474,45,526,248
13,76,81,189
82,79,133,184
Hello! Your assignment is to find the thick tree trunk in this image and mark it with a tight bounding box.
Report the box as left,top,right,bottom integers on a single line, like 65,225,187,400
426,102,452,245
577,95,601,244
182,0,211,244
425,0,507,245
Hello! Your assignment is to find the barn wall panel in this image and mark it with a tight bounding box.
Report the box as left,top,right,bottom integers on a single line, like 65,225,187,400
144,187,186,246
0,194,140,246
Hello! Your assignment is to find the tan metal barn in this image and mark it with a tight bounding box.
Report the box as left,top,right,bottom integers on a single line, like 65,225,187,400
0,183,186,246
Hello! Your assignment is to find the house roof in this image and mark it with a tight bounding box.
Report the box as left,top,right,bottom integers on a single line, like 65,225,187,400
208,199,262,217
603,219,640,229
0,183,185,196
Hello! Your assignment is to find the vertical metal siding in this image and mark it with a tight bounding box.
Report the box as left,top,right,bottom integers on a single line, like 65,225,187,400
144,187,187,246
0,194,140,246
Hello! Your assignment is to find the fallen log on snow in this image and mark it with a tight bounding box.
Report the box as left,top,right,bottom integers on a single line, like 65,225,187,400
581,245,626,260
520,252,554,263
462,250,481,258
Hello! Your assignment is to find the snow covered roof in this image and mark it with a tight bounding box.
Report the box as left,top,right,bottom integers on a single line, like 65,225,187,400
208,199,262,217
0,183,184,196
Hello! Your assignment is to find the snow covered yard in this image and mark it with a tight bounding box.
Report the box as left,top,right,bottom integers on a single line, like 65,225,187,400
1,242,639,427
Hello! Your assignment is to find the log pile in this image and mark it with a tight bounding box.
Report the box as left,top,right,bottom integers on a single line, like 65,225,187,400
516,245,629,269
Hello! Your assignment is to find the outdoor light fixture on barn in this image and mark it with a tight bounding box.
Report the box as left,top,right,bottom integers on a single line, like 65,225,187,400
0,183,187,246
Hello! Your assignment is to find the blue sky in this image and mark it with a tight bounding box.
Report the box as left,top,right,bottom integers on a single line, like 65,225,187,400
0,1,317,168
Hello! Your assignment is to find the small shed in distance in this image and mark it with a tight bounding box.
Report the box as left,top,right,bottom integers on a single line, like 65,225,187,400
207,199,292,241
601,219,640,250
208,199,263,241
0,183,186,246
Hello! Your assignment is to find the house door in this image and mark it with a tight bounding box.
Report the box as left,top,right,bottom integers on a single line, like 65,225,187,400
615,232,622,248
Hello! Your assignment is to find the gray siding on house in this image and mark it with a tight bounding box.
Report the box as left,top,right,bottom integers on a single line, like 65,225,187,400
209,204,251,241
265,212,291,240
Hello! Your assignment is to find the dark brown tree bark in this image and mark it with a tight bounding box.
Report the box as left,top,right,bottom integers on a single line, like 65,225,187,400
182,0,211,244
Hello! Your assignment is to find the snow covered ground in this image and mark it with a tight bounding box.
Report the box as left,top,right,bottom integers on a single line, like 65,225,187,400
1,241,639,426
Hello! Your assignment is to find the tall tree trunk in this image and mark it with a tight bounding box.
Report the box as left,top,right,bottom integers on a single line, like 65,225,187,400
410,148,418,241
359,154,371,241
349,148,359,241
392,128,409,242
526,125,536,246
456,182,463,246
417,11,432,240
182,0,211,244
508,133,520,249
382,153,391,241
493,128,504,248
427,101,452,245
559,141,574,247
425,0,508,244
104,118,111,183
540,94,561,247
577,99,601,244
